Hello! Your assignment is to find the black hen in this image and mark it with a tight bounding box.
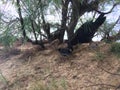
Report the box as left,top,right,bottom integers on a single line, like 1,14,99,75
58,13,106,56
67,13,106,49
58,48,73,56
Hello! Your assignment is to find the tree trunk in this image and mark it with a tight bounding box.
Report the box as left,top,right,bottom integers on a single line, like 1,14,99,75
67,0,99,41
59,0,69,43
16,0,26,39
30,19,38,43
67,0,79,41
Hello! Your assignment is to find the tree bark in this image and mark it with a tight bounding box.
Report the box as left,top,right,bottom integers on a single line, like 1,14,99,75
16,0,26,39
59,0,69,43
30,18,38,43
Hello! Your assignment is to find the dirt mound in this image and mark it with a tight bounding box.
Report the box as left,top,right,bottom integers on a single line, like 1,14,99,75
0,42,120,90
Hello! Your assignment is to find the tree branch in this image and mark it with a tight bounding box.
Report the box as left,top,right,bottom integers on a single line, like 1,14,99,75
94,2,120,14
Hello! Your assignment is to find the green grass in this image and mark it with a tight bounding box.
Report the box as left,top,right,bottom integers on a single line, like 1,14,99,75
95,52,106,61
110,42,120,57
0,70,8,85
30,79,67,90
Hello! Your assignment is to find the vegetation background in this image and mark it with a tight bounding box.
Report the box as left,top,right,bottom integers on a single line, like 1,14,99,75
0,0,120,90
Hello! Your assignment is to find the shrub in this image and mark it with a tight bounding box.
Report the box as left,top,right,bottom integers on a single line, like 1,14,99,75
95,52,105,61
110,42,120,56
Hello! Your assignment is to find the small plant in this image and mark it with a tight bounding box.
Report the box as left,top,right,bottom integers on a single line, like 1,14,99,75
30,82,49,90
30,79,68,90
60,78,67,90
110,42,120,57
0,32,17,49
0,70,8,85
95,52,106,61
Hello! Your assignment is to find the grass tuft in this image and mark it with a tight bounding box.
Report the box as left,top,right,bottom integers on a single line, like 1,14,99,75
110,42,120,57
30,79,68,90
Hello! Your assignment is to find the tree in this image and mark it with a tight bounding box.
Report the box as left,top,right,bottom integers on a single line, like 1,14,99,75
0,0,120,48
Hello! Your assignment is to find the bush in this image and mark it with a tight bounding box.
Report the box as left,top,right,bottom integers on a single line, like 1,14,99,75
0,33,17,49
95,52,106,61
110,42,120,56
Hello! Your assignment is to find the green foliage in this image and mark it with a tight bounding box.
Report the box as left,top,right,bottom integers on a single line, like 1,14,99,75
0,0,120,45
97,21,117,42
30,79,67,90
115,0,120,3
0,27,17,48
110,42,120,56
52,0,62,7
95,52,106,61
0,70,8,85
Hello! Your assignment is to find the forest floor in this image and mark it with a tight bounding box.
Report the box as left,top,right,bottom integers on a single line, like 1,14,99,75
0,41,120,90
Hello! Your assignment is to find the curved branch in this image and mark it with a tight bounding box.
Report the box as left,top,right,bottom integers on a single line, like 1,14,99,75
101,15,120,41
100,66,120,76
82,80,118,89
95,2,120,14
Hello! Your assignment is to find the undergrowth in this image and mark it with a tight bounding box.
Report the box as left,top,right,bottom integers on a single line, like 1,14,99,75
95,52,106,61
30,79,67,90
0,69,8,85
110,42,120,57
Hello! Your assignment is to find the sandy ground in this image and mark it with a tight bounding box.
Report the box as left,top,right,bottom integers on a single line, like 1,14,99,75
0,42,120,90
